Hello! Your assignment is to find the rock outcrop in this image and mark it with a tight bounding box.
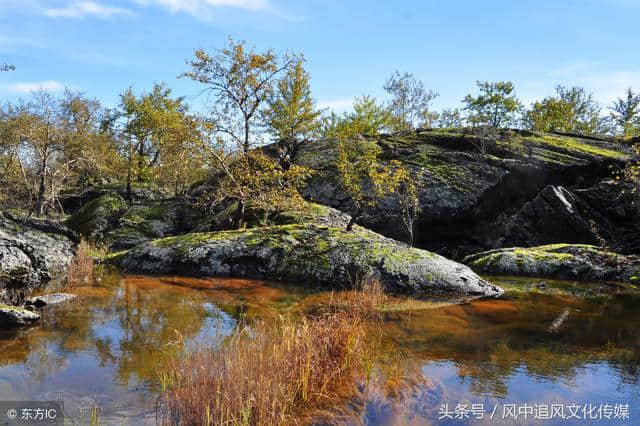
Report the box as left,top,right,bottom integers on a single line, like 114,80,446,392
66,190,201,249
464,244,640,282
26,293,77,308
485,180,640,254
293,130,632,257
115,223,503,298
0,304,40,327
1,211,76,306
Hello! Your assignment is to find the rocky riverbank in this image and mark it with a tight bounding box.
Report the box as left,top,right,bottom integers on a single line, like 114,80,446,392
465,244,640,283
114,223,503,297
0,211,77,327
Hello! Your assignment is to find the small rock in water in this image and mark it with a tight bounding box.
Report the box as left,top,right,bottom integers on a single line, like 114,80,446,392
26,293,77,308
0,304,40,327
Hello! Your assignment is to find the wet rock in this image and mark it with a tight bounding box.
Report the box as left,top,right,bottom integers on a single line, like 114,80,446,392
115,223,503,298
464,244,640,282
26,293,77,308
0,304,40,327
1,211,76,306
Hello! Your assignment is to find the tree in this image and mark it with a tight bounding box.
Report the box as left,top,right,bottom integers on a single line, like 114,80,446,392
335,139,405,231
526,96,573,133
267,59,322,162
322,96,390,139
526,86,603,135
59,90,124,186
463,81,522,128
0,92,72,214
383,71,438,132
182,37,297,152
117,83,206,197
202,144,311,229
397,171,422,246
610,88,640,137
436,108,464,128
0,63,15,72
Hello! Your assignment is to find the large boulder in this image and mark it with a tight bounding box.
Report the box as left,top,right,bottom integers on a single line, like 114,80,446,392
116,224,503,298
65,192,128,240
464,244,640,282
486,180,640,254
488,185,598,248
66,191,201,249
0,211,76,306
0,304,40,327
293,130,631,257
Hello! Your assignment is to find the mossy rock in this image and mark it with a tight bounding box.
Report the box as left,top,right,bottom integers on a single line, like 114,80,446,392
1,211,76,306
115,224,503,298
294,130,631,248
105,201,183,249
65,193,128,238
465,244,640,283
0,303,40,327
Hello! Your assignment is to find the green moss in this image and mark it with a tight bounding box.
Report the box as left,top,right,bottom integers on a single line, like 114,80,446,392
66,193,127,235
527,135,627,160
0,304,35,315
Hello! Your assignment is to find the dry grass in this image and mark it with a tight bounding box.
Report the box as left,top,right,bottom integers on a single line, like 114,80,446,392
158,314,368,425
65,239,95,287
298,278,387,321
155,279,413,426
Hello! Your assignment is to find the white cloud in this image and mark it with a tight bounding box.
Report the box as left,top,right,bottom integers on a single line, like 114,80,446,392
2,81,65,93
44,1,132,18
546,62,640,104
549,61,594,77
132,0,269,14
317,98,353,112
583,71,640,103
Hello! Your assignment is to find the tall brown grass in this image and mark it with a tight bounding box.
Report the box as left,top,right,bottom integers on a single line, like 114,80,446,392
65,239,95,286
156,279,394,425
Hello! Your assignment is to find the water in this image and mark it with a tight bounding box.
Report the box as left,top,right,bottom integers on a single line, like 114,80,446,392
0,272,638,425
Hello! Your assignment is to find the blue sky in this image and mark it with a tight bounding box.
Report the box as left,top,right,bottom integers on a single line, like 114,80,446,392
1,0,639,114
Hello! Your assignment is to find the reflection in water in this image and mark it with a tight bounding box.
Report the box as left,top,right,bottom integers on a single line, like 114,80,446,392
376,277,640,425
0,273,638,424
0,273,312,424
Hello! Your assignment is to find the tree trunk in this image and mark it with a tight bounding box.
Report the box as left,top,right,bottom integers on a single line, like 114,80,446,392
243,120,250,153
408,225,414,247
233,200,246,229
137,143,145,182
33,162,47,216
126,161,133,203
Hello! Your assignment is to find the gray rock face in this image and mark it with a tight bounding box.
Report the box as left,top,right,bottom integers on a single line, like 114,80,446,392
0,304,40,327
464,244,640,282
66,192,198,250
489,185,598,248
1,212,76,306
292,131,631,257
116,224,503,298
486,181,640,254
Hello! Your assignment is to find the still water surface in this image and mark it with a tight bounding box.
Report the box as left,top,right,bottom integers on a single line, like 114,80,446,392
0,273,638,424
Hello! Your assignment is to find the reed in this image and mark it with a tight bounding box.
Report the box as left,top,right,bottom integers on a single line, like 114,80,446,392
157,280,394,425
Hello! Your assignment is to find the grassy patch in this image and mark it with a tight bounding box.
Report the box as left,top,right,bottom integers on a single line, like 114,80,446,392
156,281,418,425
